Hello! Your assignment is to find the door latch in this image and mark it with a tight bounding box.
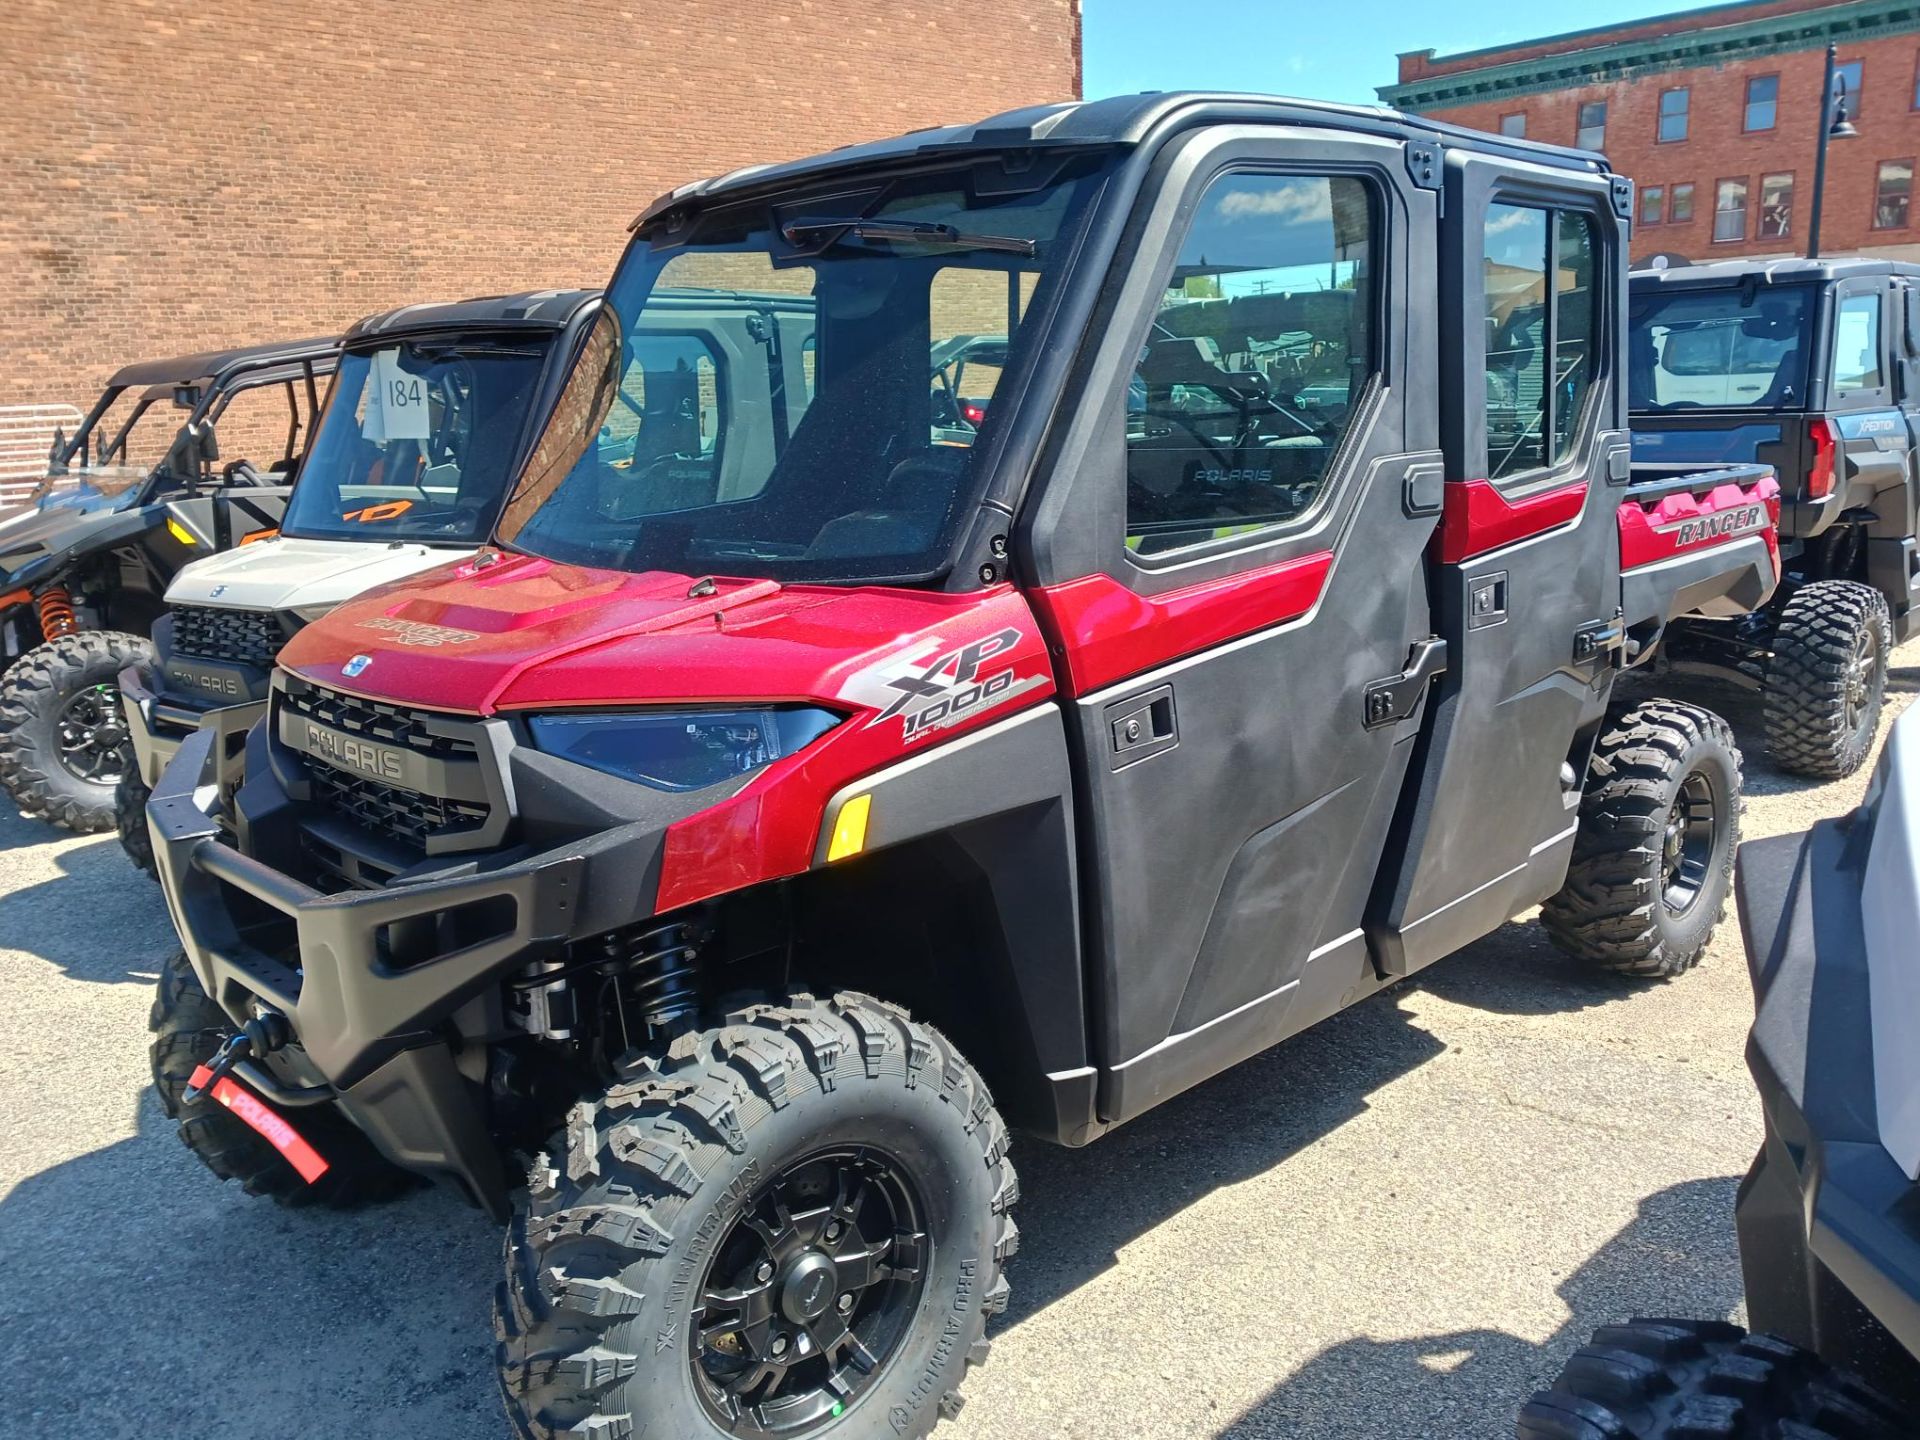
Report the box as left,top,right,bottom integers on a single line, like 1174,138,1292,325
1105,684,1177,770
1362,638,1447,729
1573,617,1626,667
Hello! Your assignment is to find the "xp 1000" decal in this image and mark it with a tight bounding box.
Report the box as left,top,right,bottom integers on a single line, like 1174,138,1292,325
1656,502,1769,548
852,628,1049,742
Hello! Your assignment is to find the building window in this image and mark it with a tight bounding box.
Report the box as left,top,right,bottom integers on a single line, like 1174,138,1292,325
1834,59,1864,116
1658,87,1690,142
1875,160,1913,229
1577,100,1607,151
1671,183,1695,223
1642,185,1665,225
1714,178,1748,242
1759,173,1794,239
1744,75,1778,132
1500,112,1526,138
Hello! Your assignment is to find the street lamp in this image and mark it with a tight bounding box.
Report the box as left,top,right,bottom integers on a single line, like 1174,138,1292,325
1808,42,1860,260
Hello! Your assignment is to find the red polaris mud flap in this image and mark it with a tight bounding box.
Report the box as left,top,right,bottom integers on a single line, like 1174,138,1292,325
187,1065,331,1183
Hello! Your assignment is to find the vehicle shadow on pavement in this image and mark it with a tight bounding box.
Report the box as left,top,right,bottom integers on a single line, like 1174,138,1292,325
1004,928,1638,1331
1214,1174,1745,1439
1888,662,1920,696
0,828,173,984
0,798,72,853
0,1091,503,1439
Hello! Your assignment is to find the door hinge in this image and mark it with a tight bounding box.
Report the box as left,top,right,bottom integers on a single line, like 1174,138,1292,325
1363,637,1447,729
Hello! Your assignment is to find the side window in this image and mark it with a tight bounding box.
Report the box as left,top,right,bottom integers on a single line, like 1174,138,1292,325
1482,202,1602,480
209,380,303,471
594,332,728,518
928,267,1032,445
1125,172,1374,557
1832,292,1884,393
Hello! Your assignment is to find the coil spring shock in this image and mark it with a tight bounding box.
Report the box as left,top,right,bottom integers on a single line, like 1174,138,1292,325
34,585,78,641
596,920,702,1044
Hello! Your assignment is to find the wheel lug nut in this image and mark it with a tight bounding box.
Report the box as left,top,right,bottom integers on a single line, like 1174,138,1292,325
771,1334,790,1356
756,1262,774,1282
825,1221,842,1241
837,1293,854,1314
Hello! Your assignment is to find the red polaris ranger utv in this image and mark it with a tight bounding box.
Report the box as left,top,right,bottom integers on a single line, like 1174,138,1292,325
147,94,1781,1439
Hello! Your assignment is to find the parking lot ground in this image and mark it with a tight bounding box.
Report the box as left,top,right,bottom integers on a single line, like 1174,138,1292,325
1,643,1913,1440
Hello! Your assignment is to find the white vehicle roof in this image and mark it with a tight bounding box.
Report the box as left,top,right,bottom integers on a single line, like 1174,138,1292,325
1865,703,1920,1181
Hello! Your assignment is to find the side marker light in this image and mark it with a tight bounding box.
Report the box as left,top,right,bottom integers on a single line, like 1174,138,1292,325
827,794,872,862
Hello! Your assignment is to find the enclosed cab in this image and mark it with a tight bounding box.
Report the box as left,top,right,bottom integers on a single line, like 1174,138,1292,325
0,336,338,830
113,290,604,873
147,94,1780,1440
1630,257,1920,776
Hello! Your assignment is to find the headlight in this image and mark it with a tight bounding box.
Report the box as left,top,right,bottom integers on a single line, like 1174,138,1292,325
526,707,840,792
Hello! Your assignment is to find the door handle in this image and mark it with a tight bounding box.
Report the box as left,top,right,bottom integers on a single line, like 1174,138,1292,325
1105,684,1178,770
1362,638,1447,729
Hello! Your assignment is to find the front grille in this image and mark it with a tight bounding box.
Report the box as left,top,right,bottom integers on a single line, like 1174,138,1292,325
304,764,490,849
172,605,285,668
279,679,492,850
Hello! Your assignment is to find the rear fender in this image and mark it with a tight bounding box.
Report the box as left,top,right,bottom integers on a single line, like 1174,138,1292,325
1618,466,1781,644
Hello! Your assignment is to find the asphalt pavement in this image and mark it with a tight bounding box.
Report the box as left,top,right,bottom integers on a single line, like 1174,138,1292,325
1,644,1912,1440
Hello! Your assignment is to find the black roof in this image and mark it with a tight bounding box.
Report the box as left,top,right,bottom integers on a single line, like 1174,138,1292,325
1630,256,1920,289
106,334,340,390
345,288,602,345
636,90,1610,229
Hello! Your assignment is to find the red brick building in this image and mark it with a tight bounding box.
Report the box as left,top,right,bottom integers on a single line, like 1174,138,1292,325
1379,0,1920,264
0,0,1081,411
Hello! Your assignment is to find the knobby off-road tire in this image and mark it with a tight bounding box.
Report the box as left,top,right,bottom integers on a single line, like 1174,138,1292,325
1543,700,1741,979
1518,1319,1911,1439
0,630,150,831
149,950,414,1208
1765,580,1892,780
497,991,1018,1440
116,767,157,880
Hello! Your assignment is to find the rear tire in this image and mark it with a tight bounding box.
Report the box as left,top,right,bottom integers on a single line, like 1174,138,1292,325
116,767,156,880
1518,1319,1911,1438
149,949,414,1208
1765,580,1890,780
0,630,151,831
1542,701,1741,979
495,991,1016,1440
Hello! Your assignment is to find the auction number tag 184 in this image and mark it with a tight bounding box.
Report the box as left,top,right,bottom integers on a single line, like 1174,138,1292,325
363,348,431,442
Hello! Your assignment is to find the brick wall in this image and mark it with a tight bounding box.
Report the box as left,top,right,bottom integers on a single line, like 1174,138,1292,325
0,0,1081,410
1391,6,1920,264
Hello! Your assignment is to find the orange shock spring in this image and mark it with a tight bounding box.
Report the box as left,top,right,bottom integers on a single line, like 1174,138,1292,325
34,586,78,641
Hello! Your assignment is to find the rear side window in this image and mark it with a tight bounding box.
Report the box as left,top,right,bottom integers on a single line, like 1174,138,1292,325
1482,203,1603,479
1832,293,1884,393
1124,172,1375,556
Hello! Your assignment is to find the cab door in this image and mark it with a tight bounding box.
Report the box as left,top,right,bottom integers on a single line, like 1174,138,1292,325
1020,124,1446,1124
1371,153,1629,975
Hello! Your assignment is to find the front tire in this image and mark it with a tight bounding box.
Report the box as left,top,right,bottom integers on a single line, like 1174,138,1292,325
116,767,157,880
496,991,1017,1440
1542,701,1741,979
0,630,151,831
1518,1319,1910,1438
149,950,414,1208
1765,580,1891,780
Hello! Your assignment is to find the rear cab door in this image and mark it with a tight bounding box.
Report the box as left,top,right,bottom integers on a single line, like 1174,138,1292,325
1020,119,1446,1123
1371,148,1628,975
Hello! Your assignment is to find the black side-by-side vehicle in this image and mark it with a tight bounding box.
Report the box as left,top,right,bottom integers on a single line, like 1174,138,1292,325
0,336,338,829
1631,258,1920,778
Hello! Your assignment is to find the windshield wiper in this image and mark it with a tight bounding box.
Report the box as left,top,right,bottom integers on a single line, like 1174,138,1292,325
781,217,1036,257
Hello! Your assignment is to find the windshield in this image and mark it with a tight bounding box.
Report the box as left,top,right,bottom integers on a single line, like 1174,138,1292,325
1629,284,1814,412
280,338,551,544
496,154,1112,583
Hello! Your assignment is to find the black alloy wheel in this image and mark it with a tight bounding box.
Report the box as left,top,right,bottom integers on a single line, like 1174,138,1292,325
1660,769,1719,917
54,683,130,784
693,1147,928,1435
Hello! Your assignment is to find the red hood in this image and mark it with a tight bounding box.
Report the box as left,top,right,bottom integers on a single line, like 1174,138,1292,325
276,550,1046,718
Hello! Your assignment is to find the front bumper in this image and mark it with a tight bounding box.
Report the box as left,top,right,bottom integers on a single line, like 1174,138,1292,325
149,723,699,1214
119,662,262,791
1734,820,1920,1407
